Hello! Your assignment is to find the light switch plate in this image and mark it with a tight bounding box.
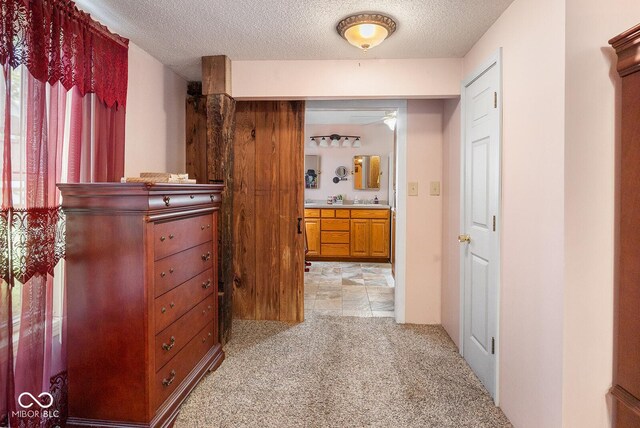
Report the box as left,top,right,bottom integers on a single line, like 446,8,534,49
408,182,419,196
430,181,441,196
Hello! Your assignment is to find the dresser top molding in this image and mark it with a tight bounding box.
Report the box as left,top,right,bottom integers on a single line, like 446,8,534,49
58,183,224,216
609,23,640,77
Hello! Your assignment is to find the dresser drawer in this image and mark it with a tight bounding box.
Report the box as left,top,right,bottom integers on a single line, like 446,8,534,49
321,219,350,231
154,242,213,297
350,209,390,219
154,214,213,260
335,209,350,218
321,243,350,256
155,294,215,371
154,322,214,410
149,192,221,211
321,231,350,244
154,269,214,332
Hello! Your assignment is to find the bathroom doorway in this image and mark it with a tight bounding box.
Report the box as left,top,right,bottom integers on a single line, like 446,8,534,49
302,100,407,320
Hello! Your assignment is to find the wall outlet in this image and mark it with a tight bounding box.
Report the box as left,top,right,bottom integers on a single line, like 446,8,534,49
430,181,441,196
408,182,419,196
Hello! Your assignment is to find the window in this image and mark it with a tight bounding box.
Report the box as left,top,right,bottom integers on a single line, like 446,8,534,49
0,66,69,347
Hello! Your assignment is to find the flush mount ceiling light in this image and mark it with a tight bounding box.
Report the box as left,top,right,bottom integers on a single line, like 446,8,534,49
336,13,397,52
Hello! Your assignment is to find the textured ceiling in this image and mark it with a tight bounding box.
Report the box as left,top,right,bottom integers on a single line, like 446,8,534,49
74,0,513,81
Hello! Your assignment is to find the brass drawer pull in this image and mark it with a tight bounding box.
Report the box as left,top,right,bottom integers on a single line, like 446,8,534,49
163,196,171,207
162,370,176,387
169,268,174,274
160,272,166,278
161,307,166,314
208,305,212,310
202,279,211,289
201,225,205,230
207,224,211,229
169,234,174,239
170,302,175,308
162,336,176,351
201,251,211,261
202,337,206,343
210,194,215,202
160,236,166,242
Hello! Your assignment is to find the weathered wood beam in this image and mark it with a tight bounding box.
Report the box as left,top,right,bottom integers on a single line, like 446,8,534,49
205,94,236,345
185,96,207,184
202,55,232,97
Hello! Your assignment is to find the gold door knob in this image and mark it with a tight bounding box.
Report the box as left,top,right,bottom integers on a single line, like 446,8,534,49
458,234,471,243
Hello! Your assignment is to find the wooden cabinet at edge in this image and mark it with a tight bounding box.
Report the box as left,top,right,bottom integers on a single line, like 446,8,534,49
59,183,225,428
609,24,640,428
304,218,321,256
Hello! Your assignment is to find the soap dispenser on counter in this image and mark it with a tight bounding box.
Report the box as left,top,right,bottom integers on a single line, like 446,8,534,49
374,195,379,204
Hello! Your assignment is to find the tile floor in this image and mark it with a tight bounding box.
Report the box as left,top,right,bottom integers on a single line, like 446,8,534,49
304,261,395,318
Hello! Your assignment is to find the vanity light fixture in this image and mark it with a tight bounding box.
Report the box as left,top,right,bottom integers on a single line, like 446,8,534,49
308,137,318,148
337,13,397,52
310,134,361,148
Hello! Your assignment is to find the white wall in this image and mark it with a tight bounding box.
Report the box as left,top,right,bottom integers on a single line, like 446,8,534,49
405,100,443,324
454,0,566,426
563,2,640,427
441,98,461,348
304,123,393,202
232,59,463,100
125,43,187,177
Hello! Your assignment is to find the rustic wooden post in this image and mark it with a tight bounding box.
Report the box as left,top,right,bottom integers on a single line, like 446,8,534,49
186,55,236,345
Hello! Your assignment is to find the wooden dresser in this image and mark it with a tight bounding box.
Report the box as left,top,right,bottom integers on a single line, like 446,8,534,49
59,183,225,427
609,24,640,428
304,207,390,260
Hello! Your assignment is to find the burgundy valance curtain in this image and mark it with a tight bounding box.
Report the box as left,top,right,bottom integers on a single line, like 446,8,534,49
0,0,129,108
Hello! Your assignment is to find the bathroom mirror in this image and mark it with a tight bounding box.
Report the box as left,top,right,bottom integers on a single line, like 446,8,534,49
305,155,320,189
353,155,381,190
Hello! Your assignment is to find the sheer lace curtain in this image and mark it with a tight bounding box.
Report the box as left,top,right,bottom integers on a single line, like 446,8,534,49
0,1,128,426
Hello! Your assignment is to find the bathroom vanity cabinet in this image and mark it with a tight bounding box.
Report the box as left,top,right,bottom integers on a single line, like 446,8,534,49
304,207,390,260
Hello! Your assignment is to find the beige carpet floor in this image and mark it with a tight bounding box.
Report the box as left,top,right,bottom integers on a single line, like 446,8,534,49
175,316,512,428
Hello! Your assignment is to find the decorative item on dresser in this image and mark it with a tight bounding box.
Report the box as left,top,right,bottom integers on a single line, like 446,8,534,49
609,23,640,428
58,183,225,428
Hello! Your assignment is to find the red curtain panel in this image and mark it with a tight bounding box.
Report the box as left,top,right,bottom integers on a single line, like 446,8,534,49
0,1,129,426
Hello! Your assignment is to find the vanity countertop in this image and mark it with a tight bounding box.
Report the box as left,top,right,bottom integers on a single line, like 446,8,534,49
304,203,390,209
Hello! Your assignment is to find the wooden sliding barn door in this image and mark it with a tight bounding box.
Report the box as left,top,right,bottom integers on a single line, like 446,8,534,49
233,101,305,321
